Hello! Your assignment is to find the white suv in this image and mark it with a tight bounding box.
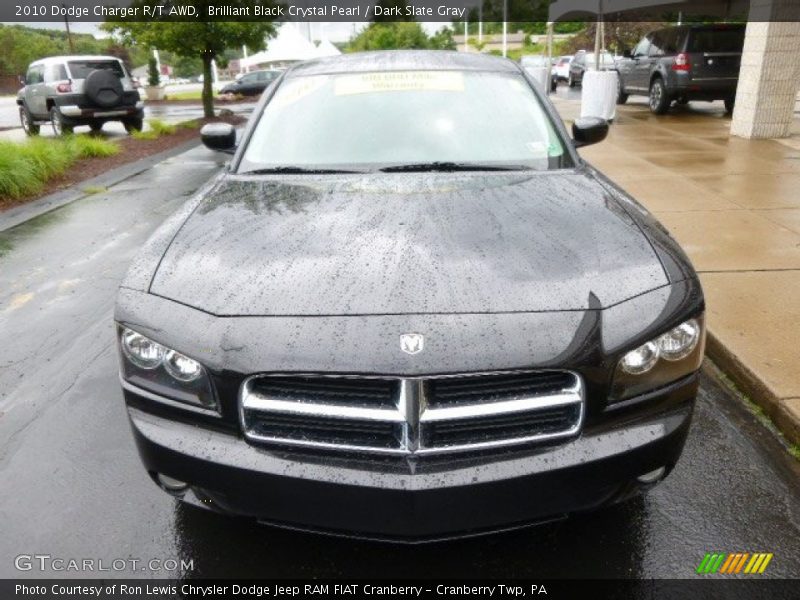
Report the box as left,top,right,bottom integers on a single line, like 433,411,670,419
17,55,144,136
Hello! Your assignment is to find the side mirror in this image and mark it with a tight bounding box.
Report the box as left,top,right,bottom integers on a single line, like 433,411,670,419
622,49,633,59
201,123,236,154
572,117,609,148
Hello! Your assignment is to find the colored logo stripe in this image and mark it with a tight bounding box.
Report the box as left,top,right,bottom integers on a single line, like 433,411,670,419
697,552,773,574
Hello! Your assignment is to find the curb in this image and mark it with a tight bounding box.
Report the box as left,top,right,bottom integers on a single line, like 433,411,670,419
705,328,800,446
0,138,201,233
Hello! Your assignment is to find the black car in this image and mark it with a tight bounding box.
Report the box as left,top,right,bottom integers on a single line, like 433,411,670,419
220,69,281,97
616,24,745,114
116,51,705,541
567,50,616,87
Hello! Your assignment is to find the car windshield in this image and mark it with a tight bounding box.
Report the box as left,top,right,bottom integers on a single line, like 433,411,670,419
521,56,549,67
585,53,615,67
68,60,125,79
240,70,570,173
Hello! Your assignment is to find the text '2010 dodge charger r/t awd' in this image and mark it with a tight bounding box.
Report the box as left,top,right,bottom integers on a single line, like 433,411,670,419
115,51,705,542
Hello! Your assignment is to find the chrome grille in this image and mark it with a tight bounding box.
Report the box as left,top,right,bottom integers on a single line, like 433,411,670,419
240,371,584,456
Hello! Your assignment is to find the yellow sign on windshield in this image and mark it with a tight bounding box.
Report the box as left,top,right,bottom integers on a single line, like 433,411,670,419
334,71,464,95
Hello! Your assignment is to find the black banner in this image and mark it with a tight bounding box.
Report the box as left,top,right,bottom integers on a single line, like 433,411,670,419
3,0,800,23
2,579,799,600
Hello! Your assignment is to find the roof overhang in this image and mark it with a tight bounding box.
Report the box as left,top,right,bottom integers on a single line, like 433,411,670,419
549,0,751,22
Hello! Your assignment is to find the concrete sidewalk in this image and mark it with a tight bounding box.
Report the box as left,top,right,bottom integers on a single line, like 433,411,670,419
554,94,800,445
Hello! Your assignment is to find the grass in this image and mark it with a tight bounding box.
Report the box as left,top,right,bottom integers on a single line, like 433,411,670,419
791,445,800,460
82,185,108,195
0,134,118,200
148,119,177,136
132,118,178,140
162,90,220,101
68,135,119,158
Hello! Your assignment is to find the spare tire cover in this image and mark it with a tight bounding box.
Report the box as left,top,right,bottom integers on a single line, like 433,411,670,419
84,69,123,108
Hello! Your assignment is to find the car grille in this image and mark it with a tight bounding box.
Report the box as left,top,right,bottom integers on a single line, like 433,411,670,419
240,371,584,456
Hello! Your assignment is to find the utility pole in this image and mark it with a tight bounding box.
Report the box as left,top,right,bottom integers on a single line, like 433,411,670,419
502,0,508,57
62,3,74,53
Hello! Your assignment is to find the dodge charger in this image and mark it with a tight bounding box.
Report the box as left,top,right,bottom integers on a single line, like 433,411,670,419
115,51,705,541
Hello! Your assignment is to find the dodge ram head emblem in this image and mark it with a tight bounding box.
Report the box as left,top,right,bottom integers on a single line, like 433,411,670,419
400,333,424,355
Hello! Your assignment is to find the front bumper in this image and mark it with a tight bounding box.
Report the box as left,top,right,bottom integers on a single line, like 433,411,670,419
125,375,697,542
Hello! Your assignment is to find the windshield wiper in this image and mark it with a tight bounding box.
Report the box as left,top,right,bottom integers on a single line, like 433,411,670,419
241,166,363,175
379,162,531,173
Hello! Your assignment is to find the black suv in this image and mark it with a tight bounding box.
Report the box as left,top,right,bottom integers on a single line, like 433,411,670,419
17,55,144,136
616,24,745,114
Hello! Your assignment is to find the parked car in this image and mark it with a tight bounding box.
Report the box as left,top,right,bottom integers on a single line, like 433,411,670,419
616,24,745,114
116,50,704,541
219,69,281,97
550,55,574,91
520,55,552,71
568,50,616,87
17,55,144,136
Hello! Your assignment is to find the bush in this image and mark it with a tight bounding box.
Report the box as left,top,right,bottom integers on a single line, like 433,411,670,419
0,142,45,198
68,135,119,158
148,57,160,87
0,134,118,200
148,118,176,136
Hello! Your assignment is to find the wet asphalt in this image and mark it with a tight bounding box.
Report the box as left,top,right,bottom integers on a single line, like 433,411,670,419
0,144,799,580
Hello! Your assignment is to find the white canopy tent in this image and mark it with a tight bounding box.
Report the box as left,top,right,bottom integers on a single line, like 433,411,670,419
240,24,339,71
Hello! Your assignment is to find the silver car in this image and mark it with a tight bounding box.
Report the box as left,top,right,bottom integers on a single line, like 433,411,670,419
17,55,144,136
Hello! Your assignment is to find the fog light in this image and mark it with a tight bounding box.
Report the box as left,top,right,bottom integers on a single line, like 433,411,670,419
157,474,189,494
637,466,666,484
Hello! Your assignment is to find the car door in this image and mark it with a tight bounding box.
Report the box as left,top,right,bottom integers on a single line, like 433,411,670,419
239,73,261,95
24,64,47,117
629,36,653,92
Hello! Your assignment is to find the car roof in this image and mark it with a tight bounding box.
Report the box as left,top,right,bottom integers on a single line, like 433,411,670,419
30,55,122,66
287,50,519,78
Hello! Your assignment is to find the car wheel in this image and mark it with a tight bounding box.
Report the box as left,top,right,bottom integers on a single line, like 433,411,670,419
123,118,143,134
616,78,629,105
550,78,557,93
19,105,40,136
724,97,735,114
50,108,73,136
648,78,670,115
568,73,576,88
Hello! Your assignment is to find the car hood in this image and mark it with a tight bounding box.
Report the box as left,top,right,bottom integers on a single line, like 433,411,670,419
149,171,668,316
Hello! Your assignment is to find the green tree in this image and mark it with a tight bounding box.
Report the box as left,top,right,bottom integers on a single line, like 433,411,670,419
103,2,276,118
347,22,430,51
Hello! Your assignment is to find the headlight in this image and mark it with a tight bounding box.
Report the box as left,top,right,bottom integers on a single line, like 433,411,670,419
121,329,164,369
619,341,659,375
657,319,700,361
612,316,705,403
117,326,217,412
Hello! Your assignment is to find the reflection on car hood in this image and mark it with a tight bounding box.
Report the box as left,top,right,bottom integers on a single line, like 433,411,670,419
149,171,668,316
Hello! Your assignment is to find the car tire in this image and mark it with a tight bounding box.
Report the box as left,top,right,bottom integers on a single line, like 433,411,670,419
123,118,143,134
649,78,670,115
550,78,558,93
724,97,735,114
84,68,124,108
19,105,40,136
617,79,629,105
50,108,73,136
568,73,576,88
